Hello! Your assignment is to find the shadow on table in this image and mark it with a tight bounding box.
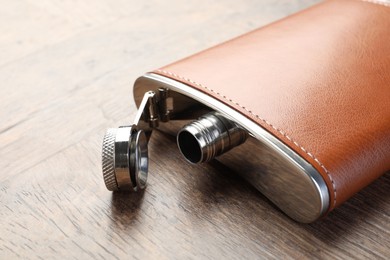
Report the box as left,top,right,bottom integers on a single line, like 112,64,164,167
108,129,389,247
109,190,145,225
185,150,389,247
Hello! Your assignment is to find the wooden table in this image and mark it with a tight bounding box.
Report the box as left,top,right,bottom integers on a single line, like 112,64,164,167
1,0,389,258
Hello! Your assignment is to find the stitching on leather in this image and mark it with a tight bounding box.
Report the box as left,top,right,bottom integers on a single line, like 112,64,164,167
360,0,390,7
156,69,337,207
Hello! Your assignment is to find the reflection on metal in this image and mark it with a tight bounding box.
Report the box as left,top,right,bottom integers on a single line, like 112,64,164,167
102,126,148,191
131,73,330,223
177,112,248,164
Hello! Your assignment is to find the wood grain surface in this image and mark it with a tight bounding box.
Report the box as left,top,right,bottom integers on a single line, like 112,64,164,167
0,0,389,259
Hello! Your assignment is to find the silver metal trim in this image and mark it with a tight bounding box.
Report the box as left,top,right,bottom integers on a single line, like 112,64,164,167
133,73,330,223
131,130,148,190
177,112,248,163
114,127,135,190
102,125,149,192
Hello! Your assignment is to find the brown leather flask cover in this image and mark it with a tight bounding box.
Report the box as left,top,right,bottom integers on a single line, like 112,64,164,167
152,0,390,214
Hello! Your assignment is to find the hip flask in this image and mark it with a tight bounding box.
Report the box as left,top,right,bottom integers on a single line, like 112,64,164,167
101,0,390,223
